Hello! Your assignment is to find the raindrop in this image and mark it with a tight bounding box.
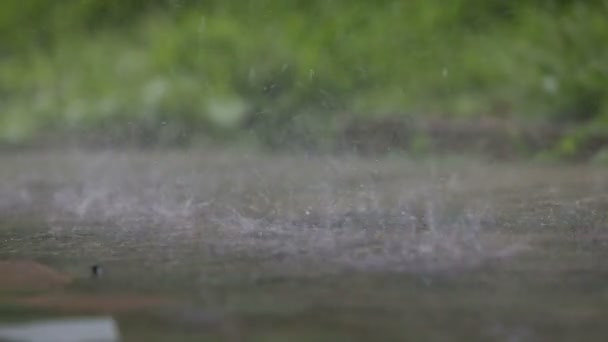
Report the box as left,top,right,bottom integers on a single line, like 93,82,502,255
542,75,558,94
198,16,206,32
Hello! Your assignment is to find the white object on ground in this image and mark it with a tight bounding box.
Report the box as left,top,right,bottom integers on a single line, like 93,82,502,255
0,316,120,342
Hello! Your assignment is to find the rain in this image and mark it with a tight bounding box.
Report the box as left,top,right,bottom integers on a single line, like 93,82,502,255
1,1,608,341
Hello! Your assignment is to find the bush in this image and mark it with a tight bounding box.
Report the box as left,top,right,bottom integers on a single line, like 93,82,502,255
0,0,607,156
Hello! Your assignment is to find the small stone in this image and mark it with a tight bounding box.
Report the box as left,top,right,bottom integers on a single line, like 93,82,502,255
91,265,103,278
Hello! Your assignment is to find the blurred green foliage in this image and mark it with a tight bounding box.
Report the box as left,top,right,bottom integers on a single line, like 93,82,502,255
1,0,607,157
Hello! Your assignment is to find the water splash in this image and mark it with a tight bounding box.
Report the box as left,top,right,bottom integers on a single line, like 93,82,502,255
2,151,530,274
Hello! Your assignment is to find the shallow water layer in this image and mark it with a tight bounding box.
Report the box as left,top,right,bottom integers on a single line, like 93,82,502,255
1,150,607,341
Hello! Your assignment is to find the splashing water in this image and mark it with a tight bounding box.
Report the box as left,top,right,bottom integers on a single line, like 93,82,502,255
0,150,531,275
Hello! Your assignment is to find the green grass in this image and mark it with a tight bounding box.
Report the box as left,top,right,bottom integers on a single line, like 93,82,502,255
1,1,608,158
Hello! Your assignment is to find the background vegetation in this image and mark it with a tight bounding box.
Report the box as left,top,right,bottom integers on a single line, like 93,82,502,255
1,0,607,159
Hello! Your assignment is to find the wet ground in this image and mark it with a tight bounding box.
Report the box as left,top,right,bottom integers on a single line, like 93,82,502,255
0,149,607,341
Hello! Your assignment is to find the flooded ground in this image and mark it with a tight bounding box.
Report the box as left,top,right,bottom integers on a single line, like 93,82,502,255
0,149,607,341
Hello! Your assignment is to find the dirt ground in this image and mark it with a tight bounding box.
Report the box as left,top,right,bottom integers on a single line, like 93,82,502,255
0,260,72,291
1,151,608,341
0,260,176,314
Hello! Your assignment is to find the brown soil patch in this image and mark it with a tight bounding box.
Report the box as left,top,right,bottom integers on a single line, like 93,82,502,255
0,260,177,314
0,260,72,291
11,294,177,313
